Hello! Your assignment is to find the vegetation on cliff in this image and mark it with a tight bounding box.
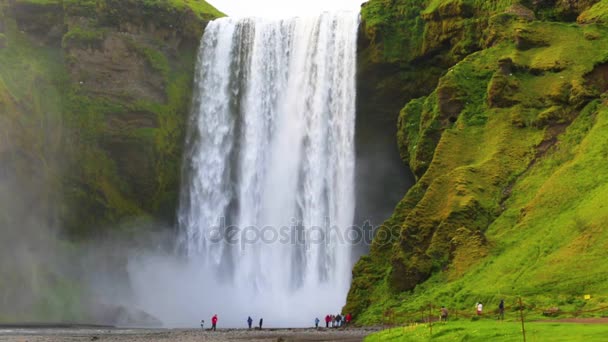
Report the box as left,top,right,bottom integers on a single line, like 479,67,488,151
348,0,608,323
0,0,222,321
1,0,223,236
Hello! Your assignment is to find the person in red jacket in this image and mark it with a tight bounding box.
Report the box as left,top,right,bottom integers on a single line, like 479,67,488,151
211,314,218,331
345,313,352,325
325,314,331,328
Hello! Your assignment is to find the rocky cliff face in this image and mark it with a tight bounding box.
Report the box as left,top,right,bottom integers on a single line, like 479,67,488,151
0,0,222,321
347,0,608,322
0,0,223,236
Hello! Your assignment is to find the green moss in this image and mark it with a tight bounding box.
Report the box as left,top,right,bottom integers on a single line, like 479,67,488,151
579,0,608,23
62,26,105,49
162,0,225,20
63,0,97,18
360,0,426,64
98,0,223,38
349,12,608,322
126,39,170,79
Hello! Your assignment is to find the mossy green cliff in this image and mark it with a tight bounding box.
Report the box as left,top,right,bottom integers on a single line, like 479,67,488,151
0,0,223,237
0,0,222,321
348,0,608,323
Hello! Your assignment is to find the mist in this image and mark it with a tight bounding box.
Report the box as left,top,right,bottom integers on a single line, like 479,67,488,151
127,252,348,328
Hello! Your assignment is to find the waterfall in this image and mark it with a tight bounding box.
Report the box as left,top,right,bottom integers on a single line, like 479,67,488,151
146,12,358,327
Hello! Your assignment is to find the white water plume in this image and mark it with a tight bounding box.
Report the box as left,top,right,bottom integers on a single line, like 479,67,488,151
129,12,359,328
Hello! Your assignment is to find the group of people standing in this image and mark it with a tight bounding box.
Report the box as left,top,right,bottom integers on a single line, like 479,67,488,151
200,314,220,331
436,299,506,323
475,299,504,319
200,314,263,331
201,313,353,331
320,313,352,328
247,316,264,329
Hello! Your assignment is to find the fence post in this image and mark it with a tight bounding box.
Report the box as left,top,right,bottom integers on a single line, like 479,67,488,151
429,302,433,337
519,297,527,342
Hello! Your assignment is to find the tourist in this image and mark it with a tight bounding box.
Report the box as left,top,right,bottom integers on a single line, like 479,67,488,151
247,316,253,329
259,318,264,329
315,317,320,328
440,306,448,322
211,314,218,331
200,320,205,330
325,314,331,328
498,299,505,320
336,314,342,327
476,302,483,316
345,313,352,325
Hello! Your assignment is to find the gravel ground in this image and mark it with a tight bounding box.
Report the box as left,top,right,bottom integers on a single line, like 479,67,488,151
0,327,379,342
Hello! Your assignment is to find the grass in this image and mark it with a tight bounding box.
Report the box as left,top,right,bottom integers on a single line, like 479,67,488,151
163,0,225,19
579,0,608,23
349,4,608,323
366,320,608,341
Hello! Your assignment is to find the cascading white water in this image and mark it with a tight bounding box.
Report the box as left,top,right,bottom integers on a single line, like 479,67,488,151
129,12,358,328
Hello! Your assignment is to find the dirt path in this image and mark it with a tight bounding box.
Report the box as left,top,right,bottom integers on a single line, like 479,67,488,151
543,317,608,324
0,327,379,342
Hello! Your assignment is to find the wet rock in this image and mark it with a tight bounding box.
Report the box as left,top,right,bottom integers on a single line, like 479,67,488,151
92,304,162,327
585,62,608,95
437,84,464,119
11,1,65,46
504,4,536,21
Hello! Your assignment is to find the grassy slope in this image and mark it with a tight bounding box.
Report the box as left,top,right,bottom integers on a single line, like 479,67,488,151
366,320,608,341
348,0,608,324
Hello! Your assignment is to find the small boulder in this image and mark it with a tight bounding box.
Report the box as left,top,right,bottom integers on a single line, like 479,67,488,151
514,28,550,51
504,4,536,21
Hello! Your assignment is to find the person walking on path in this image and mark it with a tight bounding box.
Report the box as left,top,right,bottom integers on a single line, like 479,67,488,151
345,313,352,325
247,316,253,329
336,314,342,327
259,318,264,329
211,314,218,331
325,315,331,328
440,306,449,322
200,320,205,330
476,302,483,316
315,317,320,328
498,299,505,320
